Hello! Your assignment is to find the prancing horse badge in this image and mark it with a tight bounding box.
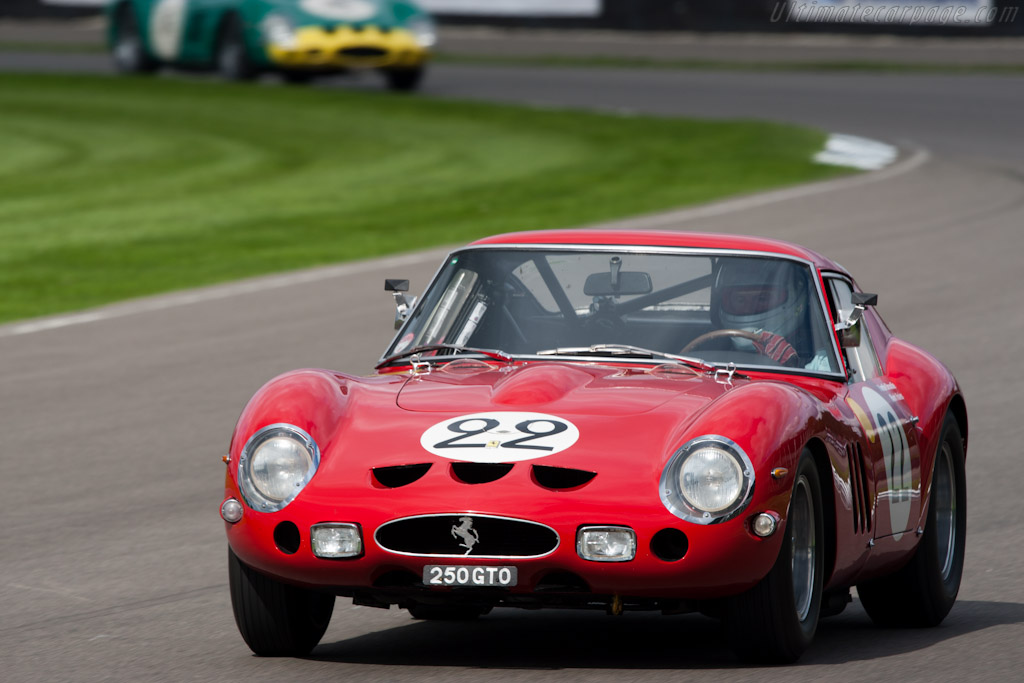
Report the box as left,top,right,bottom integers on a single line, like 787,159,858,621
451,516,480,555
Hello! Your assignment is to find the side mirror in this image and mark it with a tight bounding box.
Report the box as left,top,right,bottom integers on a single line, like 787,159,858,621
838,320,862,349
834,292,877,347
385,279,416,330
851,292,878,307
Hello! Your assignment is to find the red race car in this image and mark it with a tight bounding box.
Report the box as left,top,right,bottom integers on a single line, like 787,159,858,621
221,230,967,663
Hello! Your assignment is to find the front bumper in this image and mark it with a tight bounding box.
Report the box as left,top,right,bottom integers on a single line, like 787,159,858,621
224,485,788,604
265,26,428,70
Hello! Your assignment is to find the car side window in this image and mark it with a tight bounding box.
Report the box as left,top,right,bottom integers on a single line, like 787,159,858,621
826,277,882,382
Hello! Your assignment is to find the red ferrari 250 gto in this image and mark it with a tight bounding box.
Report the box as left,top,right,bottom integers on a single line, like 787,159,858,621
221,230,967,662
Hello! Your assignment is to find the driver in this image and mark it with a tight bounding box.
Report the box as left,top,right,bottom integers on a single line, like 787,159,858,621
712,259,810,368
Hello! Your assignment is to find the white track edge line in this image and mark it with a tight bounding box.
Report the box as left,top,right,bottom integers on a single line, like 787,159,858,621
0,141,929,339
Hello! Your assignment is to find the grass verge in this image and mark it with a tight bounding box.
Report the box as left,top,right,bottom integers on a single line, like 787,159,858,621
0,72,848,324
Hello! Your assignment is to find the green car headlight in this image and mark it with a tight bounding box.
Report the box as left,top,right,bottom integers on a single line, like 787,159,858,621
261,14,297,49
407,16,437,48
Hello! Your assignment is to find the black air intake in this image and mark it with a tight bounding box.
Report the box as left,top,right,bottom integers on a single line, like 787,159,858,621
372,464,432,488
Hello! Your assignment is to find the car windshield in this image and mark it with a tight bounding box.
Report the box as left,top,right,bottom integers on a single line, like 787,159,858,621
385,247,842,375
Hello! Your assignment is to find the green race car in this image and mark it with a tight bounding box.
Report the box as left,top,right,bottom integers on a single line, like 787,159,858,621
107,0,436,90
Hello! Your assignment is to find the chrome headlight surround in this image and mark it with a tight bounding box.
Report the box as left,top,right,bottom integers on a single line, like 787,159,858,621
260,13,298,49
407,15,437,48
237,424,320,513
659,435,755,525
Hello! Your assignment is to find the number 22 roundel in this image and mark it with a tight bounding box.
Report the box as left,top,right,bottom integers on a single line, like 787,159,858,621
420,412,580,463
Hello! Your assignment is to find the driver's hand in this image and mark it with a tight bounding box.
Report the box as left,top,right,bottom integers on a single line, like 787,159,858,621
753,331,798,366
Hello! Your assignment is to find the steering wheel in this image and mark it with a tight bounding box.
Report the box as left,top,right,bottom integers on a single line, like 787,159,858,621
680,328,763,355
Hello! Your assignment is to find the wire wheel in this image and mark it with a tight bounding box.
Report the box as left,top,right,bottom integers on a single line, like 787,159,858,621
790,475,817,622
933,442,957,581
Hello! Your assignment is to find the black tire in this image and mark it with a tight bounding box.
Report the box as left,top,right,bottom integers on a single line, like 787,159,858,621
408,604,490,621
281,71,315,85
228,549,335,656
858,413,966,627
384,66,425,92
726,450,824,664
217,15,258,81
111,5,157,74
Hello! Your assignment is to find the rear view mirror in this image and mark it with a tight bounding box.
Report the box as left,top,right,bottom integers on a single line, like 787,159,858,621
584,272,653,297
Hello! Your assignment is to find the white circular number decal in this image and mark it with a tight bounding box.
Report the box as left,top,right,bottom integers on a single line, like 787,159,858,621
150,0,188,61
300,0,376,21
421,412,580,463
862,387,912,537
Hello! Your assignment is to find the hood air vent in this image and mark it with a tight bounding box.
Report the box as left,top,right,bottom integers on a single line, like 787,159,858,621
451,462,513,484
532,465,596,490
373,463,432,488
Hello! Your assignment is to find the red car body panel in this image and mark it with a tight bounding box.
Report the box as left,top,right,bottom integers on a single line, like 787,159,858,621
223,230,966,608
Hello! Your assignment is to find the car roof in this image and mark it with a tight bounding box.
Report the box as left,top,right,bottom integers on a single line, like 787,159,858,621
470,229,848,275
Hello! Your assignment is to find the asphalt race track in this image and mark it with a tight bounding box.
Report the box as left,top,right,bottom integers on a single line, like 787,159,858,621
1,52,1023,682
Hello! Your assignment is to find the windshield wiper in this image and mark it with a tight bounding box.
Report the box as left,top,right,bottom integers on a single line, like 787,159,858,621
535,344,719,374
376,344,514,369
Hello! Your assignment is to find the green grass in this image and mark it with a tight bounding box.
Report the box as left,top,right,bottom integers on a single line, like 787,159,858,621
0,72,847,323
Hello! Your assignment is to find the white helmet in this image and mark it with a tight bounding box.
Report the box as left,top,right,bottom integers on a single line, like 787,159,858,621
714,258,807,340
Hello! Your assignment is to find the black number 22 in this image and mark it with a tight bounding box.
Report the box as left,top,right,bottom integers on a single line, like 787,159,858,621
434,418,568,451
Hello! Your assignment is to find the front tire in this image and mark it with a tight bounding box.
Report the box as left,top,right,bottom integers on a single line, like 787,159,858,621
857,413,966,627
384,66,425,92
217,15,258,81
111,5,157,74
228,549,335,656
726,450,824,663
281,71,315,85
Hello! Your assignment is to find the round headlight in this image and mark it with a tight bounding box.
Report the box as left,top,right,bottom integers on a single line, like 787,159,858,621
407,16,437,48
238,424,319,512
680,446,744,513
260,14,297,49
660,436,754,524
250,435,314,501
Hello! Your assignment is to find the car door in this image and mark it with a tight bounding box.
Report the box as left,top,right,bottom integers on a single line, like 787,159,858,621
825,275,922,542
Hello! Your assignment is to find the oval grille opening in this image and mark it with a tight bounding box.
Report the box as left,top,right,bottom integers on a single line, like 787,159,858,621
373,463,432,488
451,462,513,484
376,515,559,558
340,47,388,57
651,528,689,562
532,465,596,490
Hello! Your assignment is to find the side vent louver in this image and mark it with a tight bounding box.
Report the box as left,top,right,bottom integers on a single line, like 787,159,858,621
372,464,432,488
451,462,514,484
532,465,597,490
847,444,872,534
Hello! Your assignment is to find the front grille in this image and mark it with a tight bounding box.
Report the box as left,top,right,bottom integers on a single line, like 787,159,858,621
339,47,388,58
375,514,559,558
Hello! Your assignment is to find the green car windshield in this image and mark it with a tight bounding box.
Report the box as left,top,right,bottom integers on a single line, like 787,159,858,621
388,247,842,375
